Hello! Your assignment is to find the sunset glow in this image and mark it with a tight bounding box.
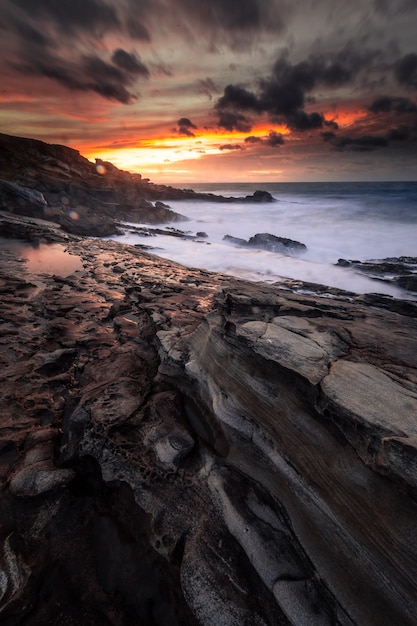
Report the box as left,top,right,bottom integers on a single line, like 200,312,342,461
0,1,416,182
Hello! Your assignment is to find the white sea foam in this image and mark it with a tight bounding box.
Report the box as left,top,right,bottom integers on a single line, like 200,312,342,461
109,182,417,299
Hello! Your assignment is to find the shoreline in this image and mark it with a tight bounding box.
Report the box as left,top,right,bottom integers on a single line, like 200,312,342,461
1,211,417,624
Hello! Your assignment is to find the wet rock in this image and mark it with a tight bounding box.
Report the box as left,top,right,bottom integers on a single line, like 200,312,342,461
247,232,307,252
243,189,274,202
1,214,417,626
224,232,307,253
336,256,417,294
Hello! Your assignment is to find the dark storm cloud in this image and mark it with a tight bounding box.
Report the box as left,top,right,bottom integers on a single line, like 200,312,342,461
2,0,152,105
111,49,149,77
243,131,284,147
216,85,262,113
265,130,285,146
198,78,218,101
387,126,412,141
217,111,252,132
215,47,371,132
321,131,337,142
395,54,417,89
11,18,53,47
330,134,389,151
13,50,145,104
14,0,120,36
176,118,197,137
126,19,151,41
176,0,286,33
368,95,417,113
219,144,242,150
178,117,197,129
287,111,325,131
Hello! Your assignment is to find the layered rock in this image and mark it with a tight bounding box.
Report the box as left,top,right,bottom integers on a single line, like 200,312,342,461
1,215,417,625
0,133,276,238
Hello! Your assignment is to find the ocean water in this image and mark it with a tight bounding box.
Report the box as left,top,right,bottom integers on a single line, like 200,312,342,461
111,181,417,299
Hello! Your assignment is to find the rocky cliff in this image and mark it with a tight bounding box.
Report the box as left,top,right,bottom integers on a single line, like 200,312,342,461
1,213,416,625
0,133,274,239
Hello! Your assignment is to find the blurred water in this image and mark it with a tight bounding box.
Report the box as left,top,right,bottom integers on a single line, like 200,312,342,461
111,181,417,298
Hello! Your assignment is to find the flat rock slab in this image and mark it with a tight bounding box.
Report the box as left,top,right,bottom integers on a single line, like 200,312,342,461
236,316,348,385
322,360,417,437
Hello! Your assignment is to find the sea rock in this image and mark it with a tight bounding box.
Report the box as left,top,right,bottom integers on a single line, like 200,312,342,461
242,190,275,202
336,257,417,293
1,214,417,625
247,232,307,252
224,232,307,253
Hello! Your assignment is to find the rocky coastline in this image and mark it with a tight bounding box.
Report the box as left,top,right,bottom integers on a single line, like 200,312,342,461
0,133,274,239
1,134,417,625
0,207,417,625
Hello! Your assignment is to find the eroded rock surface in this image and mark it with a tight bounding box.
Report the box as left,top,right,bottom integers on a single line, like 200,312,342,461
1,216,417,625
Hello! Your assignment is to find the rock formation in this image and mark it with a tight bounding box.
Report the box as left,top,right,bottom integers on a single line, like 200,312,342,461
337,257,417,293
0,133,276,239
224,232,307,253
1,212,417,625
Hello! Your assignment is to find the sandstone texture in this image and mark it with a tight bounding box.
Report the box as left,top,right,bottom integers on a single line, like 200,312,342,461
0,214,417,625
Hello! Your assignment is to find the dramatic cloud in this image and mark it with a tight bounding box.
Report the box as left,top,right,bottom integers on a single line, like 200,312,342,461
176,117,198,137
111,49,149,77
198,78,218,101
243,131,284,147
219,144,242,150
1,0,417,181
265,130,285,146
329,134,389,151
175,0,287,33
217,111,252,132
395,53,417,89
14,0,121,36
215,47,373,132
216,84,262,113
13,51,146,104
368,96,417,114
387,126,412,141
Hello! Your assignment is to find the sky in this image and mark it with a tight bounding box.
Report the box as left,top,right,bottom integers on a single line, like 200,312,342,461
1,0,417,183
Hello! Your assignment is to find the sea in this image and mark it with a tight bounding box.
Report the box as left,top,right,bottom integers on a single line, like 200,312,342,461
111,181,417,299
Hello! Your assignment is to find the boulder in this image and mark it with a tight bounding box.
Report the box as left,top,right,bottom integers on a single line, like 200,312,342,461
224,232,307,253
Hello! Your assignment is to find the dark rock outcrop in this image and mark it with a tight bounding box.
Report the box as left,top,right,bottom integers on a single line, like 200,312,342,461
337,257,417,293
224,232,307,253
1,214,417,625
0,134,276,239
0,179,47,218
0,132,188,234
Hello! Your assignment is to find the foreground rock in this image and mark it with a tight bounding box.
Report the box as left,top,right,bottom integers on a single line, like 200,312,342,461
1,216,417,625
